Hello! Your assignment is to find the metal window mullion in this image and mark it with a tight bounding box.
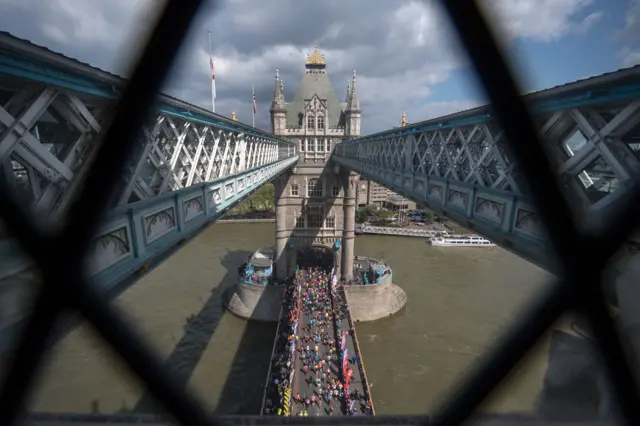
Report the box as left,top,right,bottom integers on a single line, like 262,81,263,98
0,1,212,425
437,2,640,425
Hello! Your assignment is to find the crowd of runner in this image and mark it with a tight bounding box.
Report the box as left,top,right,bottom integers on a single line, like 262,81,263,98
263,266,374,417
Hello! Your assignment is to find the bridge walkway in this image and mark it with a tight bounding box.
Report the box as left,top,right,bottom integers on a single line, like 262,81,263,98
289,269,372,417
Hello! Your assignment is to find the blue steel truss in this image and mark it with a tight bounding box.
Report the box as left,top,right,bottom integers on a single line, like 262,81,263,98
0,31,298,285
334,66,640,270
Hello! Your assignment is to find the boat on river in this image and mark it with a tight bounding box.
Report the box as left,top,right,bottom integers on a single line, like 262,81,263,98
428,234,496,247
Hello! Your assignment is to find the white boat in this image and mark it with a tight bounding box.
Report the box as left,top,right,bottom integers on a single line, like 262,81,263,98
428,234,496,247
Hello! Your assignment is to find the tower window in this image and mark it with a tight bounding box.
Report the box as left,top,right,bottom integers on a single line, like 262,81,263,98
307,178,323,197
307,116,315,129
325,210,335,228
307,208,323,229
332,185,340,196
295,215,305,228
291,183,299,196
317,116,325,130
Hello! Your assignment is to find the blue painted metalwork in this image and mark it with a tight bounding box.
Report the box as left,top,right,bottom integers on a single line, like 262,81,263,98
0,52,120,99
334,67,640,271
157,106,283,143
0,44,281,142
350,83,640,144
90,156,298,291
332,155,551,269
0,156,299,290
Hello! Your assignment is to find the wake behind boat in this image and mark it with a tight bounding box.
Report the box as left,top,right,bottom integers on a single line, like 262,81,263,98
428,234,496,247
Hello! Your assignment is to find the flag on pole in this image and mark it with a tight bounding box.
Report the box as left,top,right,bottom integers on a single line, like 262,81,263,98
252,87,257,127
253,90,257,114
208,31,216,113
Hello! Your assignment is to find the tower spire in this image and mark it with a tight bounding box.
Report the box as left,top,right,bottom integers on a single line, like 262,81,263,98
346,70,360,112
400,112,408,127
271,69,285,110
345,80,351,103
305,42,326,72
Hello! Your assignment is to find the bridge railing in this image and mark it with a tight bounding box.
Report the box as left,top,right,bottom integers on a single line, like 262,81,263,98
260,304,284,415
337,285,375,414
2,156,298,291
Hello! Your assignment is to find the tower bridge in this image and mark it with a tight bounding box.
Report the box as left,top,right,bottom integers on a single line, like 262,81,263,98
1,29,640,421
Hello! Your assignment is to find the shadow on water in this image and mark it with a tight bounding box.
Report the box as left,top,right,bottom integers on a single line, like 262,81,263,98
133,248,272,414
210,311,276,415
534,328,610,421
212,272,280,415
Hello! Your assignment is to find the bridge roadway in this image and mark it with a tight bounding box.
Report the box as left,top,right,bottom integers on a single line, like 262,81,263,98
288,270,372,417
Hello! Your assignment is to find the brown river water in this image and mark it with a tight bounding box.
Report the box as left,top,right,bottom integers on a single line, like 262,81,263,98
28,222,561,416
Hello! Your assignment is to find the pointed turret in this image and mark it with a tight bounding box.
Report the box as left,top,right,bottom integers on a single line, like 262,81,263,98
270,69,285,110
345,70,361,138
346,70,360,113
270,69,286,135
345,81,351,104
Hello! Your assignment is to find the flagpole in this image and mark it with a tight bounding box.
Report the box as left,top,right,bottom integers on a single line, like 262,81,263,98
208,31,215,113
252,85,255,127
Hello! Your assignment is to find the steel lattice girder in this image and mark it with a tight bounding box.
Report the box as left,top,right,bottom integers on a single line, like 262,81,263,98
334,73,640,270
0,80,287,219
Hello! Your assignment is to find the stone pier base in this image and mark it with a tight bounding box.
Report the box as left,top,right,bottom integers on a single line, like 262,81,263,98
344,282,407,322
224,281,284,322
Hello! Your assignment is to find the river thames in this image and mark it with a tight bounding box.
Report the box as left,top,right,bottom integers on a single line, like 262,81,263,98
29,222,558,415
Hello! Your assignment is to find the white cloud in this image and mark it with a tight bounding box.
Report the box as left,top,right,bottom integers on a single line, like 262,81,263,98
619,48,640,67
616,0,640,68
483,0,600,42
618,0,640,41
0,0,606,133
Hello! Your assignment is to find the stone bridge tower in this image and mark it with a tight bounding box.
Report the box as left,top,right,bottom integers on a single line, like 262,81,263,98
270,43,360,280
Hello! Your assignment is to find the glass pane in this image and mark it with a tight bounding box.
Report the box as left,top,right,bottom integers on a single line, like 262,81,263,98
563,129,589,158
461,314,620,424
30,319,155,414
352,230,553,414
576,156,620,204
0,265,41,384
82,222,278,414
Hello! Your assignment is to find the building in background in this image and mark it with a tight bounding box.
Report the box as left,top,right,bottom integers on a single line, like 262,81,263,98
382,195,416,212
357,180,395,207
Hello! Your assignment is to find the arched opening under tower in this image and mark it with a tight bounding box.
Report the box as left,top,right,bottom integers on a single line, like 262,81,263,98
296,245,336,272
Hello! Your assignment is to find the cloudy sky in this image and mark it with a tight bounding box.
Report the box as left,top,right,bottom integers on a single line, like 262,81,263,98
0,0,638,134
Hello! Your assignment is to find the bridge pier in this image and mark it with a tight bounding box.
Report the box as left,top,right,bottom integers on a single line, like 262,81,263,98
275,179,288,281
341,172,357,280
